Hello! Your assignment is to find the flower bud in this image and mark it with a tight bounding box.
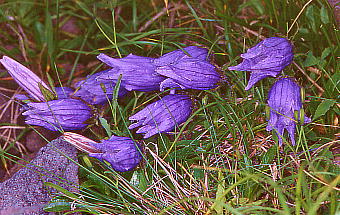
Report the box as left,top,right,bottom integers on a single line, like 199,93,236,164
0,56,54,101
63,132,99,153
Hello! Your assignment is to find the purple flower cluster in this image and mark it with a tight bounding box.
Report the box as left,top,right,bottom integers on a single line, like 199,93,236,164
228,37,310,145
97,46,221,92
0,39,311,174
1,46,219,171
96,46,219,138
0,56,94,132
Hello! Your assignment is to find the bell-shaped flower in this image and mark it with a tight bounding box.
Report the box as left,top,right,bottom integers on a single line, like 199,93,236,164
0,56,54,101
22,98,94,131
153,46,221,91
129,94,192,138
228,37,293,90
74,70,128,105
96,54,165,91
266,78,311,146
63,132,142,172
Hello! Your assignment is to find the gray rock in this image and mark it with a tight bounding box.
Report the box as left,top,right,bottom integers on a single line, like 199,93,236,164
0,138,79,215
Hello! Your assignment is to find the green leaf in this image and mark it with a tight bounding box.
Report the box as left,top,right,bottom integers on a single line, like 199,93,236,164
300,87,306,103
303,51,318,67
45,10,54,58
46,72,56,93
136,170,149,192
44,182,78,199
82,155,93,168
313,99,335,120
305,5,316,32
320,6,329,24
38,83,57,101
34,21,45,46
265,105,270,120
44,201,71,212
76,1,93,17
112,74,122,105
212,171,226,214
262,145,277,164
321,47,331,59
193,168,204,180
298,28,309,34
99,117,112,136
326,73,340,93
168,140,200,161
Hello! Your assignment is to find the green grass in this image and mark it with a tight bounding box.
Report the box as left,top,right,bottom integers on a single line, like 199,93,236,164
0,0,339,214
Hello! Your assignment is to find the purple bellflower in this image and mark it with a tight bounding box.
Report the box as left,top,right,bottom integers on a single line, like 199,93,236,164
153,46,221,91
0,56,54,101
228,37,294,90
129,94,192,138
74,70,128,105
266,78,311,146
22,98,93,131
63,132,142,172
96,54,165,91
89,136,142,172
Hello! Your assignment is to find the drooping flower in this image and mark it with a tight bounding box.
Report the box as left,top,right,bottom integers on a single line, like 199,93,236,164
74,70,128,105
63,132,142,172
266,78,311,146
22,98,94,131
129,94,192,138
89,136,142,172
153,46,221,91
0,56,54,101
96,54,165,91
228,37,294,90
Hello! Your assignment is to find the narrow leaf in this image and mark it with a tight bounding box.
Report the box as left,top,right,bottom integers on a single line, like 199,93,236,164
44,201,71,212
39,82,57,101
99,117,112,136
44,182,78,199
313,99,335,120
